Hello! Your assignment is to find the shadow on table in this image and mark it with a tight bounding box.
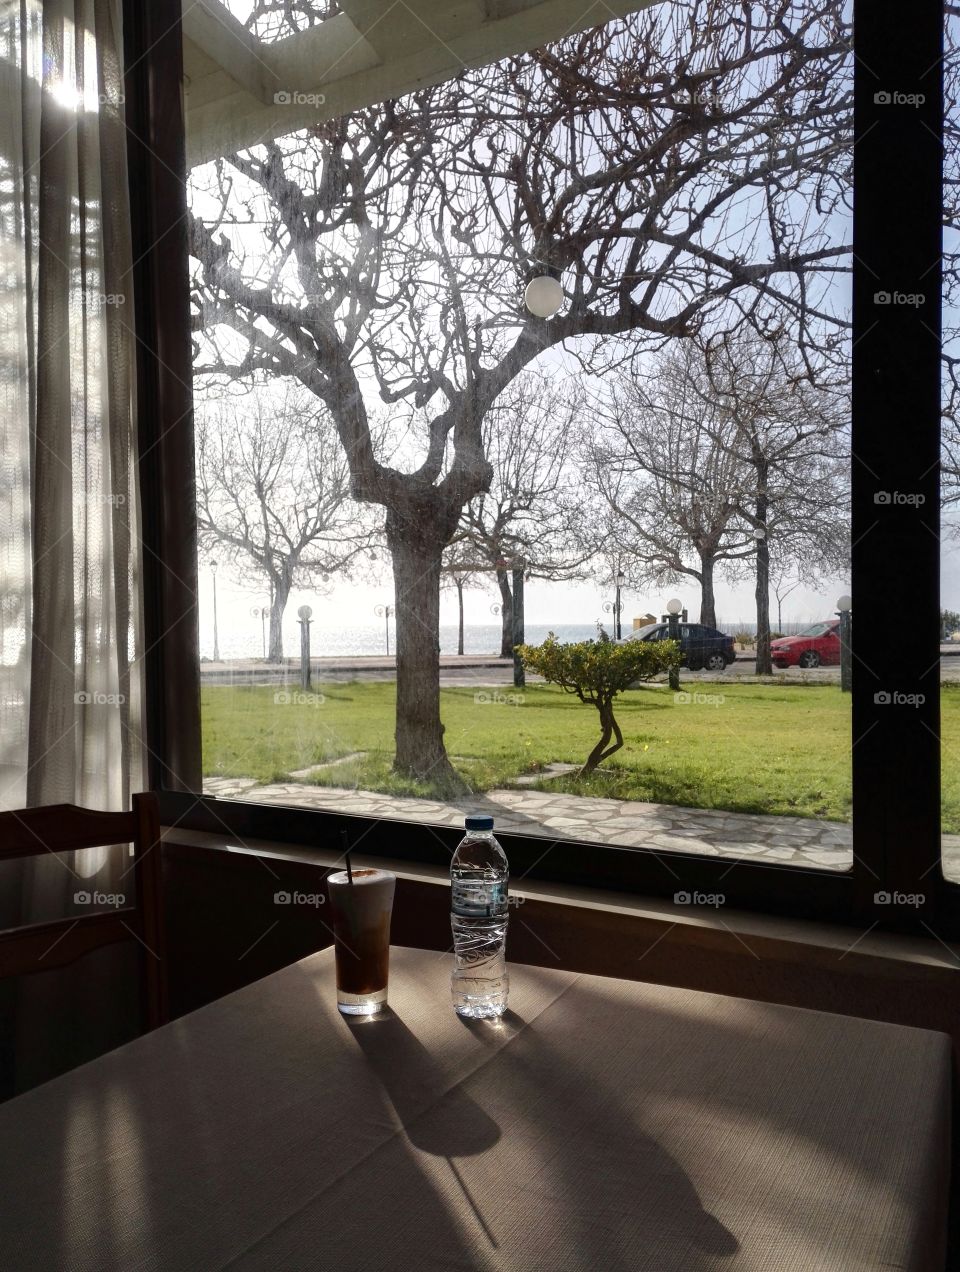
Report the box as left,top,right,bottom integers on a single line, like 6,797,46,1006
345,1008,500,1157
457,1005,740,1268
351,1000,737,1269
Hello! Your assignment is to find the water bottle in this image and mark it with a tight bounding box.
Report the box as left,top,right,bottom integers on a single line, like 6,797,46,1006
450,814,509,1018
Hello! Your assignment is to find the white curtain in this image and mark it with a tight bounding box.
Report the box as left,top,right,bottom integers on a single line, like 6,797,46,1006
0,0,144,832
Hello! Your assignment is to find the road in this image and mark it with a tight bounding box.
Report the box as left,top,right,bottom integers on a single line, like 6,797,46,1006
199,650,960,687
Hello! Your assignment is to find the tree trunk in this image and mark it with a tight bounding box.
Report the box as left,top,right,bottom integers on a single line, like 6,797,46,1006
698,555,717,629
496,569,513,657
389,512,464,789
455,579,465,656
580,697,624,778
268,571,292,663
754,503,771,675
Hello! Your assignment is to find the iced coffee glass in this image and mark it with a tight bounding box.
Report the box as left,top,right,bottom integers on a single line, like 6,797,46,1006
326,868,396,1015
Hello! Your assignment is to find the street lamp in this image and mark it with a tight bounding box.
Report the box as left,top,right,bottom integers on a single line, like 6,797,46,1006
666,597,682,691
836,594,852,693
615,570,625,641
250,606,268,660
374,604,394,656
210,560,220,663
297,604,313,690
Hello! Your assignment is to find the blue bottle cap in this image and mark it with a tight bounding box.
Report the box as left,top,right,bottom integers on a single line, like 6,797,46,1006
464,814,494,831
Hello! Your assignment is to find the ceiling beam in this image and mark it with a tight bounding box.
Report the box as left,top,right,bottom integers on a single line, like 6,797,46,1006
184,0,658,167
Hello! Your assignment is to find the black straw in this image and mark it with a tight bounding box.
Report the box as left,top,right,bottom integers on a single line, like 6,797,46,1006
342,829,353,884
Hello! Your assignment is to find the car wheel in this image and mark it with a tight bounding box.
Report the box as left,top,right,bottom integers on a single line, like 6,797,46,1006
704,653,726,672
798,651,820,669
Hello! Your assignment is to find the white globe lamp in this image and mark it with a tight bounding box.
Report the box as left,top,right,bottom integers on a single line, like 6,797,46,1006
524,275,564,318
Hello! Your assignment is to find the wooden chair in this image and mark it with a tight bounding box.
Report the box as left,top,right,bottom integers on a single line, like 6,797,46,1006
0,793,168,1030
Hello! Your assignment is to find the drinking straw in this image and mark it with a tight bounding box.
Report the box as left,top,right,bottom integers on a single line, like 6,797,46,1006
342,829,353,884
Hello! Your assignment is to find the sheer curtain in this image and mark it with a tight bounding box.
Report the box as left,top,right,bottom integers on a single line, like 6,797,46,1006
0,0,144,897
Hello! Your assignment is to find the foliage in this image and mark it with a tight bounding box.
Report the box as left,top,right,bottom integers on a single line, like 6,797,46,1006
941,609,960,640
517,632,679,775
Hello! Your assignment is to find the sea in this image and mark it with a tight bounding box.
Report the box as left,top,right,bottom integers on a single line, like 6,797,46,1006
202,619,806,661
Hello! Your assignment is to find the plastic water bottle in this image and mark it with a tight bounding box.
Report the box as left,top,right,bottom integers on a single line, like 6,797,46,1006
451,814,509,1018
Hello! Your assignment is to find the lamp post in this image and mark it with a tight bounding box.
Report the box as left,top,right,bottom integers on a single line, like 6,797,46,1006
511,558,526,689
297,605,313,690
837,594,852,693
615,570,625,641
666,597,682,691
210,560,220,663
250,606,267,660
374,604,393,656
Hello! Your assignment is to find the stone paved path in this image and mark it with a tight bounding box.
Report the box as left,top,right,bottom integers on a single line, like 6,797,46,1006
202,776,869,872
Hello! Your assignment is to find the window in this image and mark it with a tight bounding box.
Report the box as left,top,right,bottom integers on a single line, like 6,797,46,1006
126,0,955,932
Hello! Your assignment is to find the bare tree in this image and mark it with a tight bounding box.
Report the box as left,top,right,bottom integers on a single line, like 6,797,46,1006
698,330,850,673
458,371,587,657
195,382,379,660
188,2,852,785
440,550,485,657
588,347,756,628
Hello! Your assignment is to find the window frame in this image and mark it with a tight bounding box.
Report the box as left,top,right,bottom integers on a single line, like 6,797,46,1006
124,0,958,936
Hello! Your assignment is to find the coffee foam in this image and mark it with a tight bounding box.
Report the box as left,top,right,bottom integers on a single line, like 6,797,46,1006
328,868,395,899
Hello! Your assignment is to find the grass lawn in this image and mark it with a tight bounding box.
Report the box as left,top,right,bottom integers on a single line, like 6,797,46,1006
202,679,870,823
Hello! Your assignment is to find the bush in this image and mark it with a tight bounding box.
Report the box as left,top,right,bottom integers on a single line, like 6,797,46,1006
517,632,679,776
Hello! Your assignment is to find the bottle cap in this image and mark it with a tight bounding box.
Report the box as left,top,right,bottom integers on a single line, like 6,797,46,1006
464,814,494,831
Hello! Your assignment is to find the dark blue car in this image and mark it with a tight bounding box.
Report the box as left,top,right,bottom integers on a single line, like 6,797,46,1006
622,622,736,672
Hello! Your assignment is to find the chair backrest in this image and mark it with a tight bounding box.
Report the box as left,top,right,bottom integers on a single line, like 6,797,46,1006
0,793,167,1029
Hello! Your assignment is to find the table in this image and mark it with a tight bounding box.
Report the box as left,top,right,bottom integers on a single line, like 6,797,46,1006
0,946,950,1271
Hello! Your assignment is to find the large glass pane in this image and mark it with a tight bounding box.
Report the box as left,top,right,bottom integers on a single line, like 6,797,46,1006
184,1,854,871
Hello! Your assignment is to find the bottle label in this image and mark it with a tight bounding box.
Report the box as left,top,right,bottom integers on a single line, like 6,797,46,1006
452,880,508,917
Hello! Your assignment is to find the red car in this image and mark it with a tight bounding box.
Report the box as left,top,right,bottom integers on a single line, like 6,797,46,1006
770,619,842,669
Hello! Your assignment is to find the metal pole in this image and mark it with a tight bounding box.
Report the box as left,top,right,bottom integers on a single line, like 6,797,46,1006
668,611,680,692
385,607,391,656
299,618,311,690
211,563,220,662
615,582,622,641
840,609,852,693
512,565,525,689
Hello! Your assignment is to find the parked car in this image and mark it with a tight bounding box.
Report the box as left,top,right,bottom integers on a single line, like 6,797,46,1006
770,619,842,669
623,622,736,671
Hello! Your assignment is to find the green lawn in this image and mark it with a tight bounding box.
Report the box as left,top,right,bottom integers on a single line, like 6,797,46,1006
201,680,960,828
202,679,862,822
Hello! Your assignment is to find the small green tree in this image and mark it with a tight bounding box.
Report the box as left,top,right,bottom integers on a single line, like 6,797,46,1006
518,633,680,778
